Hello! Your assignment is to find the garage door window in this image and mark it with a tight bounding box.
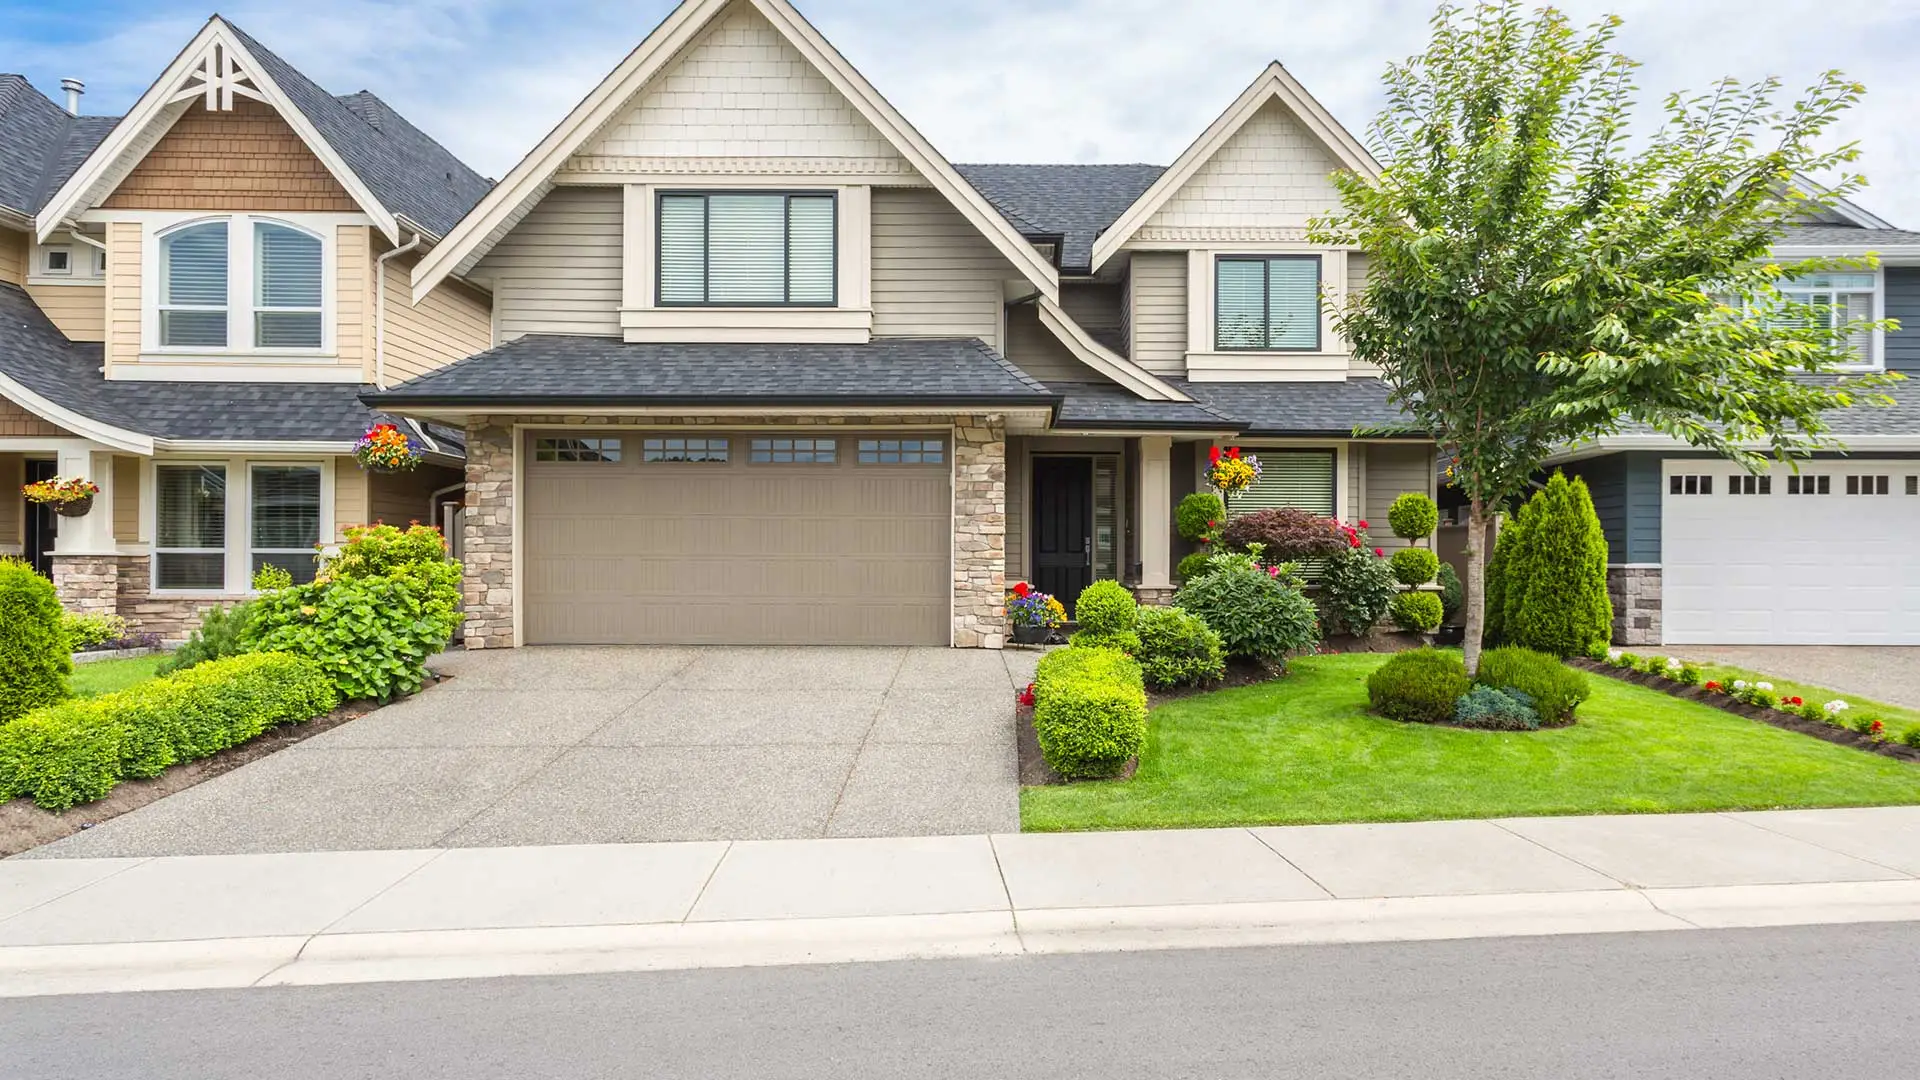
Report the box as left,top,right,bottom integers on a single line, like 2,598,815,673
1786,475,1831,495
1846,475,1890,496
857,438,943,464
1727,475,1770,495
535,437,622,463
750,438,835,463
643,437,728,463
1669,474,1713,496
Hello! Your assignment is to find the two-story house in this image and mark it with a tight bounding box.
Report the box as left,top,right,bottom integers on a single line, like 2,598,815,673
366,0,1441,650
0,17,493,638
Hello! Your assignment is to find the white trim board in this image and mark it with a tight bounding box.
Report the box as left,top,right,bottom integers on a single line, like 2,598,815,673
409,0,1059,304
1033,298,1190,402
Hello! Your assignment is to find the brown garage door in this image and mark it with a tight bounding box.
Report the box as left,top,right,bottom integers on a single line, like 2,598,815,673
523,431,951,645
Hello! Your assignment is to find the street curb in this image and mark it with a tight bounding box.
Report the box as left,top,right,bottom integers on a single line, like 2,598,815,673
6,880,1920,997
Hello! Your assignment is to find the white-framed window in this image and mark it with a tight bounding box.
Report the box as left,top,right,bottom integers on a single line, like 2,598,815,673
1215,255,1321,351
152,458,332,593
154,464,229,590
656,191,837,306
147,214,334,355
249,465,322,583
43,247,72,276
27,235,105,284
1759,271,1880,369
253,223,324,348
160,221,230,348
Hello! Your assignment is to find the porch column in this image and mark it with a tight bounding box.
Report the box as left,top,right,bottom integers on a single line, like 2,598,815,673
1138,435,1173,590
49,447,123,616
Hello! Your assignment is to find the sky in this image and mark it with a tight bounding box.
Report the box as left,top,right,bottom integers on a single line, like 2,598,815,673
3,0,1917,224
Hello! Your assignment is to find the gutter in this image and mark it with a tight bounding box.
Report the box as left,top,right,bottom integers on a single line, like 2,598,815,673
373,232,424,390
358,391,1065,411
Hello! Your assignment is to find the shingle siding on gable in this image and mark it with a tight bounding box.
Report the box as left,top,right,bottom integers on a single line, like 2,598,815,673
472,186,623,339
1128,252,1187,372
870,187,1012,345
1142,100,1343,233
102,98,358,212
1885,267,1920,374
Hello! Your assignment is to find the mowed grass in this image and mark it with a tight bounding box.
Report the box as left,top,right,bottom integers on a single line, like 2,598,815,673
1020,651,1920,832
1690,661,1920,742
70,654,165,698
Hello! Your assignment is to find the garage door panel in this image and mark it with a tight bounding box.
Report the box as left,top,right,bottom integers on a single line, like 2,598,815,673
523,431,951,645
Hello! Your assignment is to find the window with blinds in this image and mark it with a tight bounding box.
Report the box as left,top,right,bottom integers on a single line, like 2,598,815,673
160,222,230,348
1228,450,1337,517
1216,256,1321,351
1769,272,1877,366
155,465,228,590
254,223,323,348
250,466,321,584
658,192,837,306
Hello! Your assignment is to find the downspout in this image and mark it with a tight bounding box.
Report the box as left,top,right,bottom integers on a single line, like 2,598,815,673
374,232,423,390
62,220,107,257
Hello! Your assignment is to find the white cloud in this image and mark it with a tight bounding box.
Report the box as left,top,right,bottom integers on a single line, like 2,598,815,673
7,0,1917,220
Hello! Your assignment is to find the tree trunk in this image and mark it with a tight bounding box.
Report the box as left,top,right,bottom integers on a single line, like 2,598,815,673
1463,496,1487,676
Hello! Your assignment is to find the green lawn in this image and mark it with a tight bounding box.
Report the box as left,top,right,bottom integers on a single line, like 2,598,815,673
70,654,166,698
1690,661,1920,742
1020,652,1920,832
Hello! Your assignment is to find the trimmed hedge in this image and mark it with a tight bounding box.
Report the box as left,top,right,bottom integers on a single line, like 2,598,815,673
0,652,339,810
1475,646,1591,724
1387,492,1439,541
0,558,71,723
1366,648,1470,724
1032,646,1148,779
1134,606,1225,688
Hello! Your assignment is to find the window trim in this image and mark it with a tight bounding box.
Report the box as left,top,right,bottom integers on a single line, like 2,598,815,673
640,436,731,464
748,437,838,465
141,212,340,360
654,190,839,309
1755,267,1885,372
247,463,324,585
1213,254,1323,353
148,456,335,596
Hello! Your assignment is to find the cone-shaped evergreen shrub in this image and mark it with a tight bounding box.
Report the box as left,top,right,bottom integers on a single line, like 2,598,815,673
1482,494,1533,645
1505,472,1612,657
0,558,71,723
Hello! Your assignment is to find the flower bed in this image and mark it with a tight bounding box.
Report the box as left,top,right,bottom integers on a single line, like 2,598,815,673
1572,656,1920,763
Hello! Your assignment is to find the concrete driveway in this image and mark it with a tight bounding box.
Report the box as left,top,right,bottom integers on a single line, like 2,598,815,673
27,647,1037,858
1670,646,1920,711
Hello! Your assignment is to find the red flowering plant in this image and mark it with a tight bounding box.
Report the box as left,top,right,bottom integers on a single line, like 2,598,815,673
1006,581,1066,630
1206,446,1262,513
354,423,422,472
1704,680,1723,693
21,474,99,508
1016,682,1036,708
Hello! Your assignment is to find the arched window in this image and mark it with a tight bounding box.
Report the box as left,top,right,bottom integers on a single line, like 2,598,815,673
159,221,229,347
254,221,323,348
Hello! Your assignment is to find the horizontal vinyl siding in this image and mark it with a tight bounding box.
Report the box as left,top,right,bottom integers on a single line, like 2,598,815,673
1560,456,1626,561
105,222,140,372
1886,267,1920,374
382,252,493,381
473,186,622,339
1363,443,1434,551
112,454,141,542
370,464,459,528
333,458,369,540
1129,252,1187,373
1060,283,1123,338
336,226,370,374
1003,304,1105,384
24,283,104,341
1558,452,1657,563
0,229,24,286
870,187,1012,343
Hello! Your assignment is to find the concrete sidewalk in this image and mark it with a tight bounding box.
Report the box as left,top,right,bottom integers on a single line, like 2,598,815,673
5,807,1920,997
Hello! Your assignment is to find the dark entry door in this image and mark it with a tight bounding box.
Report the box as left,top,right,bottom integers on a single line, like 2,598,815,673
1032,456,1093,614
24,459,55,578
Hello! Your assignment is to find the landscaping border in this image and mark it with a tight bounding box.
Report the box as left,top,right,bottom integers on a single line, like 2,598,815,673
1569,658,1920,763
71,646,159,665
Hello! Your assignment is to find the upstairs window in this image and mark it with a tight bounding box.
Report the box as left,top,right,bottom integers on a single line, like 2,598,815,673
254,223,323,348
160,222,230,348
1761,272,1878,367
657,192,836,306
1216,256,1321,351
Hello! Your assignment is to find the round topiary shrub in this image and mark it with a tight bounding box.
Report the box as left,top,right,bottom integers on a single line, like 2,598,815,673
1366,648,1470,724
1387,492,1439,541
1031,645,1148,778
1451,685,1541,730
1176,551,1214,583
1474,645,1591,724
1176,492,1225,543
1073,579,1137,636
1388,546,1440,587
1133,606,1226,688
1389,590,1444,632
0,558,72,723
1172,554,1319,665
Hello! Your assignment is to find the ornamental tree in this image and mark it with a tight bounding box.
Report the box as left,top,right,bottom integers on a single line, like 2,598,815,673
1309,0,1898,672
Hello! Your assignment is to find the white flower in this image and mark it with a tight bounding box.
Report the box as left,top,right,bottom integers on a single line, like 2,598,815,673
1666,658,1683,670
1824,700,1851,715
1607,649,1623,661
1755,682,1773,691
1733,680,1749,691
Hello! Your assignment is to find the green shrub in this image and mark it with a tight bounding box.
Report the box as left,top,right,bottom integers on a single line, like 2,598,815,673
1451,684,1541,730
0,653,338,810
1176,551,1214,583
1903,728,1920,750
1389,590,1444,632
1173,553,1319,665
1176,492,1225,543
1073,579,1137,636
1475,646,1591,724
1388,546,1440,587
1504,472,1612,658
1068,628,1141,655
0,558,71,723
1133,606,1226,688
1031,646,1147,778
1436,563,1463,625
1366,648,1471,724
1386,492,1439,541
61,612,130,651
158,601,260,676
252,563,295,592
1319,546,1398,637
1482,503,1529,644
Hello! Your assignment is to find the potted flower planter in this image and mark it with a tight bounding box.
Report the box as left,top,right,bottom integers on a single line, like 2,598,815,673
53,494,94,518
1010,624,1051,645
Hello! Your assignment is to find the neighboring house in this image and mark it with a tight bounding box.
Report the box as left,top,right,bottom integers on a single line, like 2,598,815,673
1550,198,1920,647
0,17,493,638
366,0,1440,650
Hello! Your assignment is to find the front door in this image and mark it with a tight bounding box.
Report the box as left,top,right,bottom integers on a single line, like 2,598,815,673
24,459,55,578
1032,456,1093,615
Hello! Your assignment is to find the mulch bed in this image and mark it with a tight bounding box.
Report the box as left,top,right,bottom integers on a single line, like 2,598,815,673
1570,658,1920,764
0,673,450,858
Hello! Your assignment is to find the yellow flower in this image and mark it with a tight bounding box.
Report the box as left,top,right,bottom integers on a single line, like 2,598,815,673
300,605,318,617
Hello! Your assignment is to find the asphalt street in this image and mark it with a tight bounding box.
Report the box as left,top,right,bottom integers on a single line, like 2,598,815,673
6,922,1918,1079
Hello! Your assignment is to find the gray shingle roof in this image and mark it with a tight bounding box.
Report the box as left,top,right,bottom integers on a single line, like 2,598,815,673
0,76,114,218
0,282,393,443
1177,377,1426,438
1606,377,1920,440
1049,381,1231,430
955,164,1166,272
1778,224,1920,248
365,335,1060,408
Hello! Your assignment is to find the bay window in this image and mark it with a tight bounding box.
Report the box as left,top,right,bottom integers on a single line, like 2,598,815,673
657,192,836,306
250,466,322,584
1216,255,1321,351
155,465,228,589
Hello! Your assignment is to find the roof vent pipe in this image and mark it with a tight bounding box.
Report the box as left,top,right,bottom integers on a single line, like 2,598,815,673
60,78,84,115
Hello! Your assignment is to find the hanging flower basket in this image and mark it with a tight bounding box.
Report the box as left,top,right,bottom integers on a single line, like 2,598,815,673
355,423,422,473
23,475,98,517
1206,446,1262,515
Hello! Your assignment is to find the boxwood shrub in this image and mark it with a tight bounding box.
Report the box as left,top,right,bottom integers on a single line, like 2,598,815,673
1032,645,1147,779
1388,546,1439,587
1474,646,1590,724
1133,606,1225,689
1073,579,1138,636
1389,590,1444,633
1176,492,1225,543
1366,648,1470,724
0,652,339,810
0,557,70,723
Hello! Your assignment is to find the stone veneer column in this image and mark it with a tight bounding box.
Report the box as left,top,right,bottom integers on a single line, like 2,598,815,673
1607,566,1662,646
951,414,1007,649
50,555,120,616
462,419,517,649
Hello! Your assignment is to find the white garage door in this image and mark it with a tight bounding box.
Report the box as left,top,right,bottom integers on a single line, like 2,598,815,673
1662,459,1920,645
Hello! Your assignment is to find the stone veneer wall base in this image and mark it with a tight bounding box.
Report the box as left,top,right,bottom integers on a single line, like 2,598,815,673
1608,565,1662,647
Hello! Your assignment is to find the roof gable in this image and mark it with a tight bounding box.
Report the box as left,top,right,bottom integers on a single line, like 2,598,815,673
412,0,1059,303
1090,62,1379,272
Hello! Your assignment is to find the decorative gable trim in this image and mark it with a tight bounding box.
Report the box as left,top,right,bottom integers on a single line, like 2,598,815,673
1034,299,1191,403
1090,62,1379,273
411,0,1059,304
1786,171,1895,231
35,17,399,243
